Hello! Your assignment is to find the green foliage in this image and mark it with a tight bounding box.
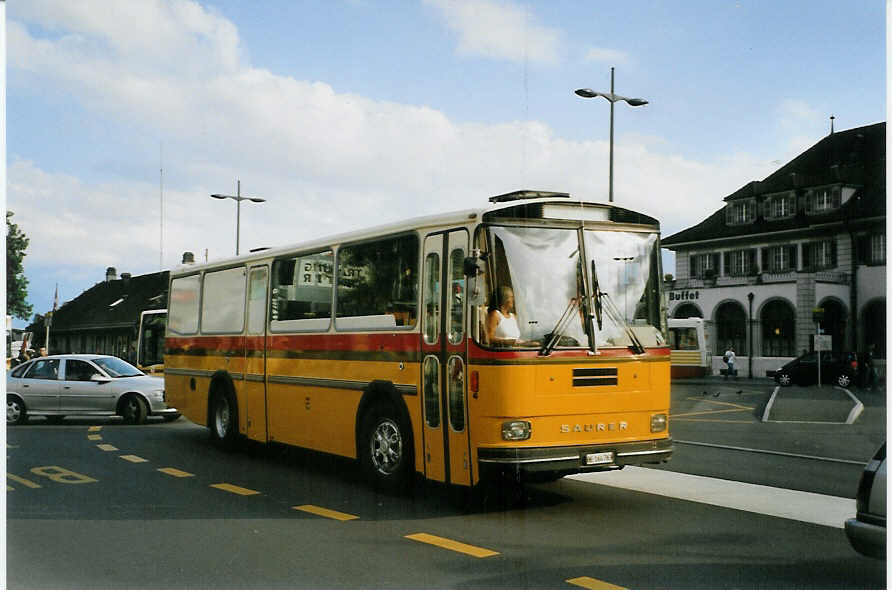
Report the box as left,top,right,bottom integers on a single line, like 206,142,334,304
6,211,32,320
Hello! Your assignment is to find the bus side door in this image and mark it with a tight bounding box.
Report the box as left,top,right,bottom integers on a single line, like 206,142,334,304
245,265,269,442
421,230,472,486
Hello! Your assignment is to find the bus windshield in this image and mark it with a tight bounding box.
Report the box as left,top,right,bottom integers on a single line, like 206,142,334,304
483,225,664,350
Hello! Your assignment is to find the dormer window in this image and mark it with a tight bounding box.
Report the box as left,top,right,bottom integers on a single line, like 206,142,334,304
764,192,795,220
725,199,756,226
806,185,841,215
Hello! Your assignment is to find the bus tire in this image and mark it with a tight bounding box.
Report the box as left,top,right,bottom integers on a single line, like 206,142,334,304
209,388,240,451
359,403,412,493
121,395,148,425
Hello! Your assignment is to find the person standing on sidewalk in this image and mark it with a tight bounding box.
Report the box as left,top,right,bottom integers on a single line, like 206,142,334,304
723,346,737,380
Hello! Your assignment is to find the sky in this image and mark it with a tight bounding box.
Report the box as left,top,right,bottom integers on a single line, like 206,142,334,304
5,0,887,328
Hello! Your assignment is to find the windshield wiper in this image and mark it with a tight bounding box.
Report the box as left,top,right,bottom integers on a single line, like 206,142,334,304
539,298,580,356
599,292,646,354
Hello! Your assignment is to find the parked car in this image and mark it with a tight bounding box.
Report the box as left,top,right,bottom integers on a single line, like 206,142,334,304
6,354,179,425
846,443,886,559
772,351,858,387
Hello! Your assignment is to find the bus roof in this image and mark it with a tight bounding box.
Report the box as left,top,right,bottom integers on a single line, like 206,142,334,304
171,192,659,277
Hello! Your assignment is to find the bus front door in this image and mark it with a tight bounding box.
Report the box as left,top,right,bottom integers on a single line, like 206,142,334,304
421,230,472,486
245,265,269,442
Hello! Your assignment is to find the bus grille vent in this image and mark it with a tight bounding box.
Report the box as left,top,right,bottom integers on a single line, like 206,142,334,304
572,367,618,387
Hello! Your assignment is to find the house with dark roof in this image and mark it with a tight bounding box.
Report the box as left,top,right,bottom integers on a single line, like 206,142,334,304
48,267,168,363
662,122,885,377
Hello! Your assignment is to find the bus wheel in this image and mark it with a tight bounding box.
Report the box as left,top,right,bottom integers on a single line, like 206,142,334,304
121,395,147,425
209,390,239,451
360,404,412,493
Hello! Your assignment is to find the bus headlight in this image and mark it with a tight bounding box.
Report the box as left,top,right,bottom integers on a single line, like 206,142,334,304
650,413,667,433
502,421,531,441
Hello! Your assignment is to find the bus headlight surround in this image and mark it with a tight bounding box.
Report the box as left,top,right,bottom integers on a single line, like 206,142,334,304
651,413,667,433
502,420,531,441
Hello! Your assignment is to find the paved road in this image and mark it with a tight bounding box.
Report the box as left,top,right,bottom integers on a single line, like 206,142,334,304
660,379,886,498
6,414,885,589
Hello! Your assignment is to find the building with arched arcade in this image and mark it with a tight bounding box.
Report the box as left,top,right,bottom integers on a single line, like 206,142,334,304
662,122,885,377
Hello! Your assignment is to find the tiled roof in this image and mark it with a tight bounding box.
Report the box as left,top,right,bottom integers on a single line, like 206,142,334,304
662,122,885,247
51,271,169,333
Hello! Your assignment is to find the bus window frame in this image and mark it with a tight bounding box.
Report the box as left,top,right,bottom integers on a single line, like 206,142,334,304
199,264,249,335
269,248,335,334
333,230,422,333
168,272,202,336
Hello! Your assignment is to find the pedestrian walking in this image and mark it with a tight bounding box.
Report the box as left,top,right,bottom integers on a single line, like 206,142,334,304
723,346,736,380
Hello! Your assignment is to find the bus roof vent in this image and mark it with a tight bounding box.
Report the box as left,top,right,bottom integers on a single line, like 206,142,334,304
488,190,570,203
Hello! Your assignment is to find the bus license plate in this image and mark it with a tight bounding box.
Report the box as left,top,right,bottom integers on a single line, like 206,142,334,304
585,451,614,465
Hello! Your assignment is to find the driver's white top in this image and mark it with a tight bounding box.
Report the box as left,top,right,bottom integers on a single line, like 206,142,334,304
493,310,521,340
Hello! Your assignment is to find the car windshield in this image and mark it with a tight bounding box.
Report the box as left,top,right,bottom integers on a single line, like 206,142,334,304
90,357,143,378
481,225,664,350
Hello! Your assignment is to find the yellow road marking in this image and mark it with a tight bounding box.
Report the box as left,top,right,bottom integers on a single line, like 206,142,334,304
211,483,260,496
97,444,118,451
7,443,19,448
567,576,628,590
405,533,499,558
120,455,148,463
7,473,41,488
293,504,359,521
6,485,12,491
87,435,102,441
158,468,194,478
88,426,102,432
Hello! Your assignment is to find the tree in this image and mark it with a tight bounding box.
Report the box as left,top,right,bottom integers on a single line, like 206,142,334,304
7,211,33,320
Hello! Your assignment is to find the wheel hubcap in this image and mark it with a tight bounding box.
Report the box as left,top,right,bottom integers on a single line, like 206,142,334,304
371,419,402,475
779,374,791,386
215,398,230,438
8,401,21,423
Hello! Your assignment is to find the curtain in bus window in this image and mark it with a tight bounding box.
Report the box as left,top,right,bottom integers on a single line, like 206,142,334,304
201,267,247,334
584,231,661,347
336,234,419,330
488,227,588,347
169,275,200,335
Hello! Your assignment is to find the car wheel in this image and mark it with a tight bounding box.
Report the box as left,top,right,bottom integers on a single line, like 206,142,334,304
209,390,239,450
162,412,181,423
837,373,852,388
359,403,413,493
7,396,27,425
121,395,148,425
777,372,793,387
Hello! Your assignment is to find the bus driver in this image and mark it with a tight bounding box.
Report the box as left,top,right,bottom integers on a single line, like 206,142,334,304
486,286,522,346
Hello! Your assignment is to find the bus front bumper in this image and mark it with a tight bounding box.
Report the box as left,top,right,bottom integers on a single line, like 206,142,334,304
477,437,672,481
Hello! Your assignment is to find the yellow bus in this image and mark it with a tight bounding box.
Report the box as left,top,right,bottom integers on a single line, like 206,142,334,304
164,190,672,490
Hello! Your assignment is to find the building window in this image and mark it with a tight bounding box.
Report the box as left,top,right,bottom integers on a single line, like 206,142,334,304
716,301,747,355
690,253,719,279
803,240,836,270
725,199,756,225
806,186,841,215
762,245,797,273
765,193,795,220
723,249,757,277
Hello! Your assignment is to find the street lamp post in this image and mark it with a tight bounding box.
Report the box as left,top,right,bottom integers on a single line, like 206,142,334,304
575,67,648,202
210,180,266,256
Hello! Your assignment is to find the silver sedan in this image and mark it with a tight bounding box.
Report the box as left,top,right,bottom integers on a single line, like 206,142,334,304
7,354,179,425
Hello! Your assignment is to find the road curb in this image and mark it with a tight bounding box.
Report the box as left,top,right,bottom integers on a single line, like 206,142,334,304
761,386,780,422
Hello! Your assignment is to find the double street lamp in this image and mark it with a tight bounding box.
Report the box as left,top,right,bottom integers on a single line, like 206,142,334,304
575,67,649,202
210,180,266,256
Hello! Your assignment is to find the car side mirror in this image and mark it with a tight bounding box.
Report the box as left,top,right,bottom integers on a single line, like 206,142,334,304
90,374,111,383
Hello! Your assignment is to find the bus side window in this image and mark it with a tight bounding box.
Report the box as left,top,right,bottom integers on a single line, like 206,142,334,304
336,234,419,330
271,251,333,332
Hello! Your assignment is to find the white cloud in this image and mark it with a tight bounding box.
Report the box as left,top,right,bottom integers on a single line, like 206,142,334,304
7,0,774,294
583,46,630,65
423,0,560,64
